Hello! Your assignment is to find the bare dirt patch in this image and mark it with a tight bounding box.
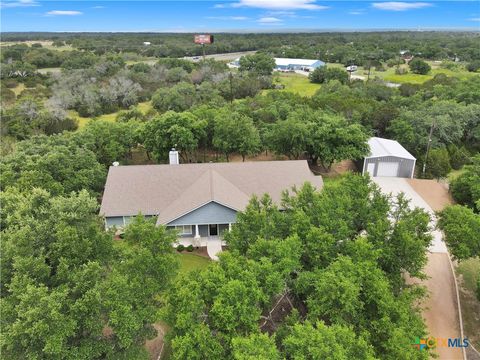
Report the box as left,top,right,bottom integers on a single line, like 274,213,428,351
145,322,168,360
407,253,464,359
406,179,454,211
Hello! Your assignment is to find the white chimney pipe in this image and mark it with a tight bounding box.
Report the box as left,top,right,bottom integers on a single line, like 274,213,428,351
169,148,179,165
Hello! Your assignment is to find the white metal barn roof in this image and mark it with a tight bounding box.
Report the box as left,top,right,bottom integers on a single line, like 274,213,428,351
367,137,416,160
274,58,321,67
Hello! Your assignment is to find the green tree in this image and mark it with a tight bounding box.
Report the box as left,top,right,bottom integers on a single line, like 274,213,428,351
283,321,375,360
438,205,480,260
239,53,276,76
265,117,308,159
300,256,428,359
232,333,280,360
141,111,206,162
0,134,106,196
213,111,261,161
466,60,480,72
294,110,369,169
1,190,178,359
309,66,349,84
75,120,139,166
171,324,225,360
151,82,196,113
409,59,431,75
450,154,480,212
425,148,451,180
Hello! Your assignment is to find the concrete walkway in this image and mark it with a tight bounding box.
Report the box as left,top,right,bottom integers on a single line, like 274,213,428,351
373,177,463,360
206,236,222,261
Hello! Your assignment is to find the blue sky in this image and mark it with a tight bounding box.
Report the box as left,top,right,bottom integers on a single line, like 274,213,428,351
1,0,479,32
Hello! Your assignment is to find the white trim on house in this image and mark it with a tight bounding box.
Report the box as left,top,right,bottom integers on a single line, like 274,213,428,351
175,225,193,236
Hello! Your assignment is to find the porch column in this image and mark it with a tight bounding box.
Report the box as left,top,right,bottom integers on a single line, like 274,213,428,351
194,224,200,246
228,223,232,232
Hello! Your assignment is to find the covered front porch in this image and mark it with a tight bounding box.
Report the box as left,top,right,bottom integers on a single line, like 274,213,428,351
170,223,232,260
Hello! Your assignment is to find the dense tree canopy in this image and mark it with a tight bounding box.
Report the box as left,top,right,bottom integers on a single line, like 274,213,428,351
1,190,178,359
164,174,432,359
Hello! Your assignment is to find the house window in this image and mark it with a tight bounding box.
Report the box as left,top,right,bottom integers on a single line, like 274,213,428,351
175,225,193,235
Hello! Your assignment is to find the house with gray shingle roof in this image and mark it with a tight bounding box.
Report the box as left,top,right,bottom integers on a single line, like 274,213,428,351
100,159,323,254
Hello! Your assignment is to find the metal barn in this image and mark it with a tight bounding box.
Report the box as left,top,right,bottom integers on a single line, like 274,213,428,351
361,137,416,178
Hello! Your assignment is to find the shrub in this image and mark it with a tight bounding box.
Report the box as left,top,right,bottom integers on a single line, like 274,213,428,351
309,66,348,84
425,148,451,180
409,59,431,75
186,244,194,252
3,79,18,88
447,144,470,170
395,67,408,75
466,61,480,73
176,244,185,252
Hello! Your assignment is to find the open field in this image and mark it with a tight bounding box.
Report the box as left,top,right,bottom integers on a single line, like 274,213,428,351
0,40,73,51
71,101,154,129
270,72,320,96
349,62,478,84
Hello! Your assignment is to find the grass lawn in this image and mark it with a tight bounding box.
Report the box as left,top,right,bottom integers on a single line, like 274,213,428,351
456,258,480,348
457,258,480,294
71,101,154,129
69,110,118,129
271,72,320,97
448,168,466,183
177,253,211,275
11,83,25,96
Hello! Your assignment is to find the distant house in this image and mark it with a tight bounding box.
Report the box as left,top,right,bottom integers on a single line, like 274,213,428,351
143,41,151,46
230,57,325,72
360,137,416,178
100,158,323,252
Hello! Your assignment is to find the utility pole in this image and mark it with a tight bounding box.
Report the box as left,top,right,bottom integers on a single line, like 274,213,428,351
229,72,234,103
422,120,435,178
202,43,206,61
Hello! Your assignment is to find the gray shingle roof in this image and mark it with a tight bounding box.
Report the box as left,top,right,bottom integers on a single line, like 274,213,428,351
100,160,323,223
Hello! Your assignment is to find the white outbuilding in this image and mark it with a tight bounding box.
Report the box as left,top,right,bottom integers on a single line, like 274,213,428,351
361,137,416,178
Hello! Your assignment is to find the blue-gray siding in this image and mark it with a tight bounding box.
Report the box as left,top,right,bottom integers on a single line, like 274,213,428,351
362,156,415,178
167,201,237,226
105,215,155,229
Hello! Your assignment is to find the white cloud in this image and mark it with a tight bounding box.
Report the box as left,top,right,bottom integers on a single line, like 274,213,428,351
372,2,432,11
207,16,249,20
349,10,365,15
257,16,283,23
213,3,227,8
233,0,328,10
1,0,38,8
46,10,83,16
92,6,105,9
467,17,480,22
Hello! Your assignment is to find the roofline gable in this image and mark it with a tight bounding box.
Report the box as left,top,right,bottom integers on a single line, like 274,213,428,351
157,200,239,225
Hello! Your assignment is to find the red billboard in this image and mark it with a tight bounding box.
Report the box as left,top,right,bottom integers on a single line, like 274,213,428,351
194,34,214,44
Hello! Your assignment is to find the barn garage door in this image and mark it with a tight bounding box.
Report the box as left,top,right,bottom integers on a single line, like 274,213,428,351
377,162,399,177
